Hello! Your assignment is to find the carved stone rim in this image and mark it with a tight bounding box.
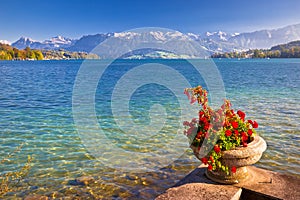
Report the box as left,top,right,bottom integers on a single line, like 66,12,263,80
222,136,267,159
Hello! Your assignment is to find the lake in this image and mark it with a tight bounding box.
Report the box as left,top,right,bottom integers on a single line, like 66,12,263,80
0,59,299,199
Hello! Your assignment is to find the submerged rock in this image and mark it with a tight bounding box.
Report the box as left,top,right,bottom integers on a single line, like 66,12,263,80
125,174,139,181
68,176,95,186
76,176,95,185
24,194,49,200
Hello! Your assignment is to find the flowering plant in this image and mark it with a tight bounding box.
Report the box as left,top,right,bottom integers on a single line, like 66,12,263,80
183,86,259,175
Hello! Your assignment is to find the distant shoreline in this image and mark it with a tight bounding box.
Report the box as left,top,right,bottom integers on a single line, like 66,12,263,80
2,57,300,62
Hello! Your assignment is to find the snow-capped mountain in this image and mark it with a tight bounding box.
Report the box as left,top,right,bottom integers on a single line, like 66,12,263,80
7,23,300,58
231,32,240,37
204,31,230,41
87,30,236,56
44,36,75,48
11,37,39,49
187,33,201,41
228,24,300,49
11,36,76,50
75,30,209,58
201,24,300,50
67,33,112,52
63,23,300,57
67,31,200,54
0,40,11,45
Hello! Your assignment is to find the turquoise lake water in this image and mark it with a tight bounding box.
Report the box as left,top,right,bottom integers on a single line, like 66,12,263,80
0,59,299,199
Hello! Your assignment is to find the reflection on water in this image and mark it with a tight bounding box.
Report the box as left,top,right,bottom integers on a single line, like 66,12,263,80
0,59,299,199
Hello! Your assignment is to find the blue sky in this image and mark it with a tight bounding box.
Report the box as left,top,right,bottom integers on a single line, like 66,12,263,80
1,0,300,42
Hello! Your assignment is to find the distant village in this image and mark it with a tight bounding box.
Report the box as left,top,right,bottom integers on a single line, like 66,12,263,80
0,43,99,60
211,40,300,58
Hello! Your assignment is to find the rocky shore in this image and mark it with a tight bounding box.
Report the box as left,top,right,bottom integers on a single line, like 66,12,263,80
155,165,300,200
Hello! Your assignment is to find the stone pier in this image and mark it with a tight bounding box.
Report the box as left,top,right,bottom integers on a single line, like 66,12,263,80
155,165,300,200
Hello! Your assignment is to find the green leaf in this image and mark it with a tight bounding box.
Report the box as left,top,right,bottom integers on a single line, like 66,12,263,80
217,161,221,168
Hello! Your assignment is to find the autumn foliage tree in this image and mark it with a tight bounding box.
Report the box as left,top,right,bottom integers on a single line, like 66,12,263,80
0,43,44,60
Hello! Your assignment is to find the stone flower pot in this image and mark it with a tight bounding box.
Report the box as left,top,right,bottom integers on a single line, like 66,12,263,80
192,135,267,184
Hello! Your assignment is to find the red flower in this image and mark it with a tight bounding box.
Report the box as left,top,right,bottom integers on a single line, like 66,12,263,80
226,110,234,118
183,86,260,174
200,117,207,124
201,157,208,165
225,129,232,137
196,131,202,139
223,120,230,127
247,129,253,136
231,166,237,173
241,132,248,142
199,111,204,117
237,110,245,121
204,123,210,130
209,156,214,163
234,130,239,136
214,145,221,153
231,121,239,129
252,121,258,128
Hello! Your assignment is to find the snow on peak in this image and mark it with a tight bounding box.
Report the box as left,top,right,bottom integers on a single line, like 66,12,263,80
206,31,227,36
11,35,76,50
44,36,73,45
20,37,36,42
187,33,200,40
148,31,190,41
205,32,214,37
205,31,228,41
165,31,185,38
0,40,11,45
231,32,240,37
149,31,166,41
113,32,140,39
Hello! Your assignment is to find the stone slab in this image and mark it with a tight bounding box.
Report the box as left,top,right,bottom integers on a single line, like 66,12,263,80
235,166,300,200
155,165,300,200
155,183,242,200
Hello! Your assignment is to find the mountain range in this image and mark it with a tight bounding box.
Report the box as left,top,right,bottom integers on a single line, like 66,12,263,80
6,23,300,58
11,36,77,50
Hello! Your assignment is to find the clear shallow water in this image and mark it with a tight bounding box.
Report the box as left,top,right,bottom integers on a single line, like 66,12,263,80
0,59,299,199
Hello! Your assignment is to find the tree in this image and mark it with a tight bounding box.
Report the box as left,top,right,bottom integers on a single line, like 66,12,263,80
33,50,44,60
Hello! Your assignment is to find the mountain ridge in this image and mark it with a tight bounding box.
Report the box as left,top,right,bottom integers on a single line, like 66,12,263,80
6,23,300,58
11,36,77,50
211,39,300,58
